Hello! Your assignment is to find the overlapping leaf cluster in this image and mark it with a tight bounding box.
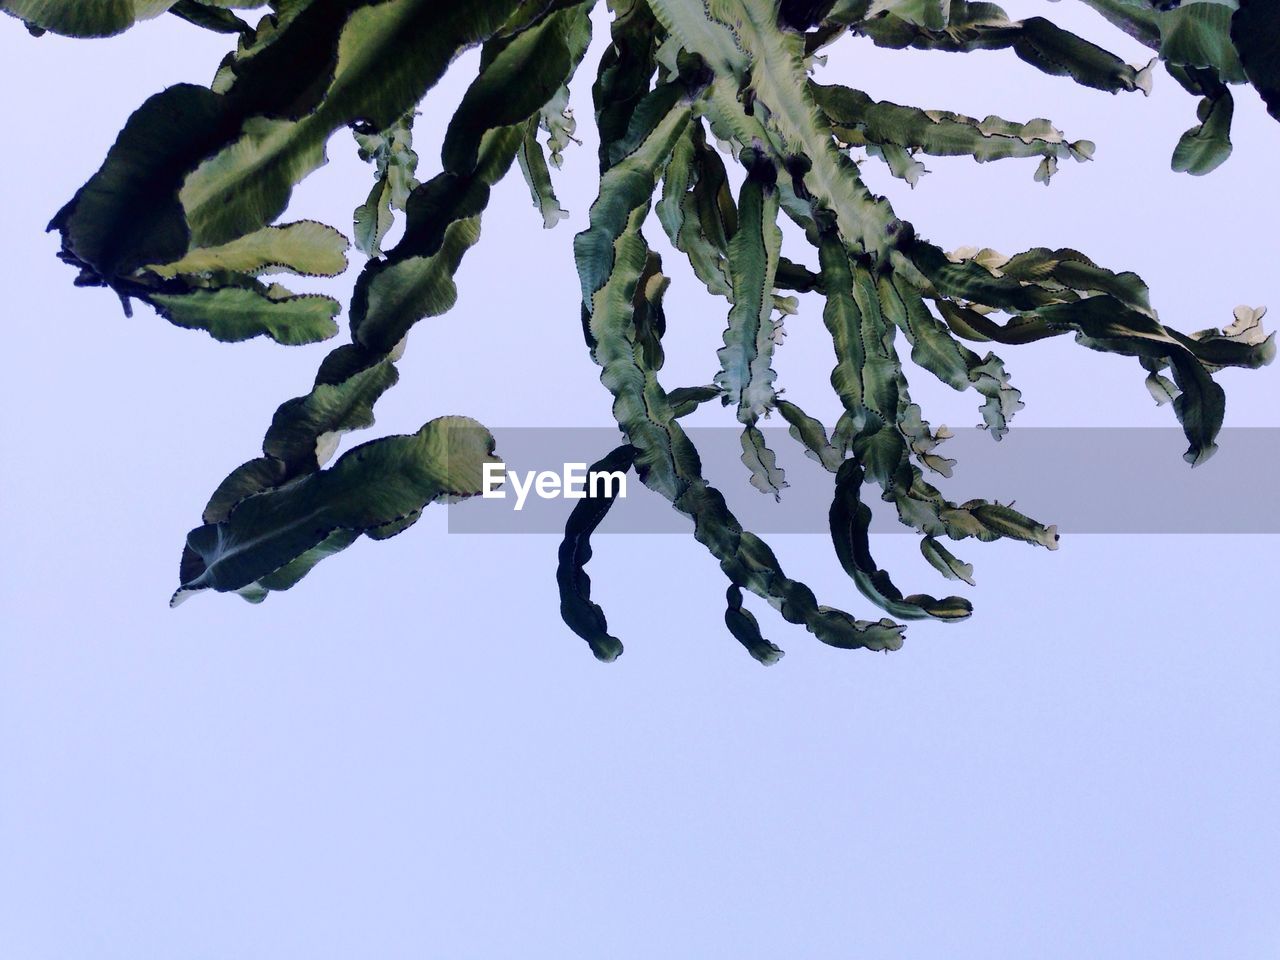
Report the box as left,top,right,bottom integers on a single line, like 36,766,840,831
6,0,1274,661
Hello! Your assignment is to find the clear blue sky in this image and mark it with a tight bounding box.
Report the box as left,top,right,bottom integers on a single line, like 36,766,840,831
2,3,1277,957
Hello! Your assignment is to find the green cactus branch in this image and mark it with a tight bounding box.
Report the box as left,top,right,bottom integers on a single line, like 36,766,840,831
5,0,1275,663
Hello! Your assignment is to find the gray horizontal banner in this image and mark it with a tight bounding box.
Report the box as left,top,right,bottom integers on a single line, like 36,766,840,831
445,427,1280,535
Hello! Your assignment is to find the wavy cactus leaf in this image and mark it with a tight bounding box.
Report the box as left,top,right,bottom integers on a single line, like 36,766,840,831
813,83,1093,181
716,154,784,423
1070,0,1159,47
574,92,691,355
1144,366,1181,406
143,220,349,279
846,259,904,432
932,290,1274,388
856,7,1154,95
1172,86,1234,175
963,501,1060,548
49,85,234,287
877,271,1024,438
149,286,339,344
724,585,785,665
173,416,498,605
830,460,972,621
0,0,181,36
556,444,636,663
574,102,695,496
967,354,1023,438
920,536,975,587
893,466,1060,551
740,425,789,499
775,399,843,472
1156,2,1244,83
1168,64,1235,176
603,80,688,171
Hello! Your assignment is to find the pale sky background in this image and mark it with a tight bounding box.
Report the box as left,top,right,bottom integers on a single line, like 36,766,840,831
1,3,1277,958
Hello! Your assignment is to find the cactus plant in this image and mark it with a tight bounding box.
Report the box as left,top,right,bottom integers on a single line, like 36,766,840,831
4,0,1274,662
